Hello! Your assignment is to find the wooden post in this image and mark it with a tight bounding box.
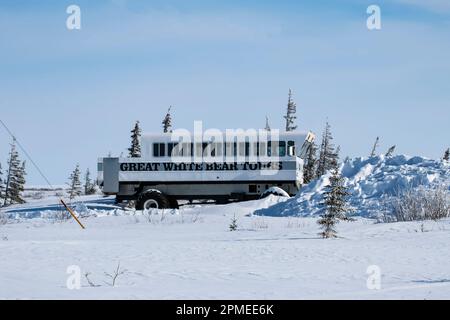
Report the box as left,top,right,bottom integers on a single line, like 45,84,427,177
60,199,85,229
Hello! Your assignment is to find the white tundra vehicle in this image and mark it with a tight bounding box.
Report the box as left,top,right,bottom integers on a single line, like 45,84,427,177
98,130,314,209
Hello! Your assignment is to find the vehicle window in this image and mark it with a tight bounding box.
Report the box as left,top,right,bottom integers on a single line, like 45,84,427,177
279,141,286,157
168,143,177,157
238,142,245,157
224,142,233,158
153,143,159,157
259,142,267,157
195,143,203,158
214,143,223,157
287,141,296,156
159,143,165,157
268,141,280,157
253,143,259,157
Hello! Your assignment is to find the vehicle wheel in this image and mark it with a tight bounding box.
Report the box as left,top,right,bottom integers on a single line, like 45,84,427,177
168,197,179,209
136,191,170,210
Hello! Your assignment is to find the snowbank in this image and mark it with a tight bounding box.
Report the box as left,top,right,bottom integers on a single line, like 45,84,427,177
255,155,450,218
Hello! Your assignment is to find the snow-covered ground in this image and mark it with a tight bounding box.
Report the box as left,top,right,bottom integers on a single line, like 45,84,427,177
1,194,450,299
1,155,449,300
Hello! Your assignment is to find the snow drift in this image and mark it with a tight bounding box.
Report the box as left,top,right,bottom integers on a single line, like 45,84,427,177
254,155,450,218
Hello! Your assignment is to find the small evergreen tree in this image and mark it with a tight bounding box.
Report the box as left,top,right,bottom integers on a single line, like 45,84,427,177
162,106,173,133
16,161,26,202
316,122,337,178
84,168,96,195
303,142,317,184
128,121,142,158
370,137,380,158
284,89,297,132
443,148,450,161
330,145,341,171
68,164,82,201
264,116,271,132
317,168,353,238
4,142,26,205
385,145,396,157
229,214,238,231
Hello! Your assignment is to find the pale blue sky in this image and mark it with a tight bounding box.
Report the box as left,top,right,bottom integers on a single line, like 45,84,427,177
0,0,449,185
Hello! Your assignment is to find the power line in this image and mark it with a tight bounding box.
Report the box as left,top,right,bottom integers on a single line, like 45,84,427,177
0,119,55,189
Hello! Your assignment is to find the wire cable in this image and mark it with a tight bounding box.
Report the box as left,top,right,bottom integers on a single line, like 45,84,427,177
0,119,55,189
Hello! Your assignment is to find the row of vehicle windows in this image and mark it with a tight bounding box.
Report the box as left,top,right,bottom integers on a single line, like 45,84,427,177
152,141,296,158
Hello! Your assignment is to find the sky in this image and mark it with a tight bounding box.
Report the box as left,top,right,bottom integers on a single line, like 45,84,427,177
0,0,449,185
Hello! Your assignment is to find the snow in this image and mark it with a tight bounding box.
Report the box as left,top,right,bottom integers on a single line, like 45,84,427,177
1,200,450,299
255,155,450,218
1,157,449,299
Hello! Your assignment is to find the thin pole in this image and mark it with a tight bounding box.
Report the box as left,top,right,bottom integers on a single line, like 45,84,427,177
60,199,85,229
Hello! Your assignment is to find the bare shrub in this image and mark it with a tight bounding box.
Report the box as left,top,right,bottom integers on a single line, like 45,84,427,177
385,185,450,222
141,208,200,225
32,191,45,200
104,262,127,287
0,212,8,225
51,209,71,223
252,217,268,229
84,272,100,287
286,217,310,228
190,211,202,223
54,191,65,197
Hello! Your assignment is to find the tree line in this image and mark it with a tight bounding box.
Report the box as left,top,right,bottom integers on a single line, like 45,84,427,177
66,165,97,201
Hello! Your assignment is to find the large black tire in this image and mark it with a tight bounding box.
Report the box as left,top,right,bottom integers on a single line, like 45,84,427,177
259,191,277,199
168,197,179,209
136,191,170,210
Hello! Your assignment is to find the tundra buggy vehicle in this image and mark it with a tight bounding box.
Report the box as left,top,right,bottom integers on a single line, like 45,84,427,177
98,130,315,210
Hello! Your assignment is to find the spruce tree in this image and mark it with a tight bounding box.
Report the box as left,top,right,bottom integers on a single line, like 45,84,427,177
385,145,396,157
284,89,297,132
15,161,26,203
68,164,82,201
370,137,380,157
128,121,142,158
162,106,173,133
443,148,450,161
5,142,26,205
264,116,271,132
229,214,238,231
84,168,96,195
303,142,317,184
316,122,337,178
317,168,353,239
330,145,341,171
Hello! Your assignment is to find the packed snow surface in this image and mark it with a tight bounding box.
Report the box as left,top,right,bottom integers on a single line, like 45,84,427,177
1,157,450,299
1,197,450,299
255,155,450,218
